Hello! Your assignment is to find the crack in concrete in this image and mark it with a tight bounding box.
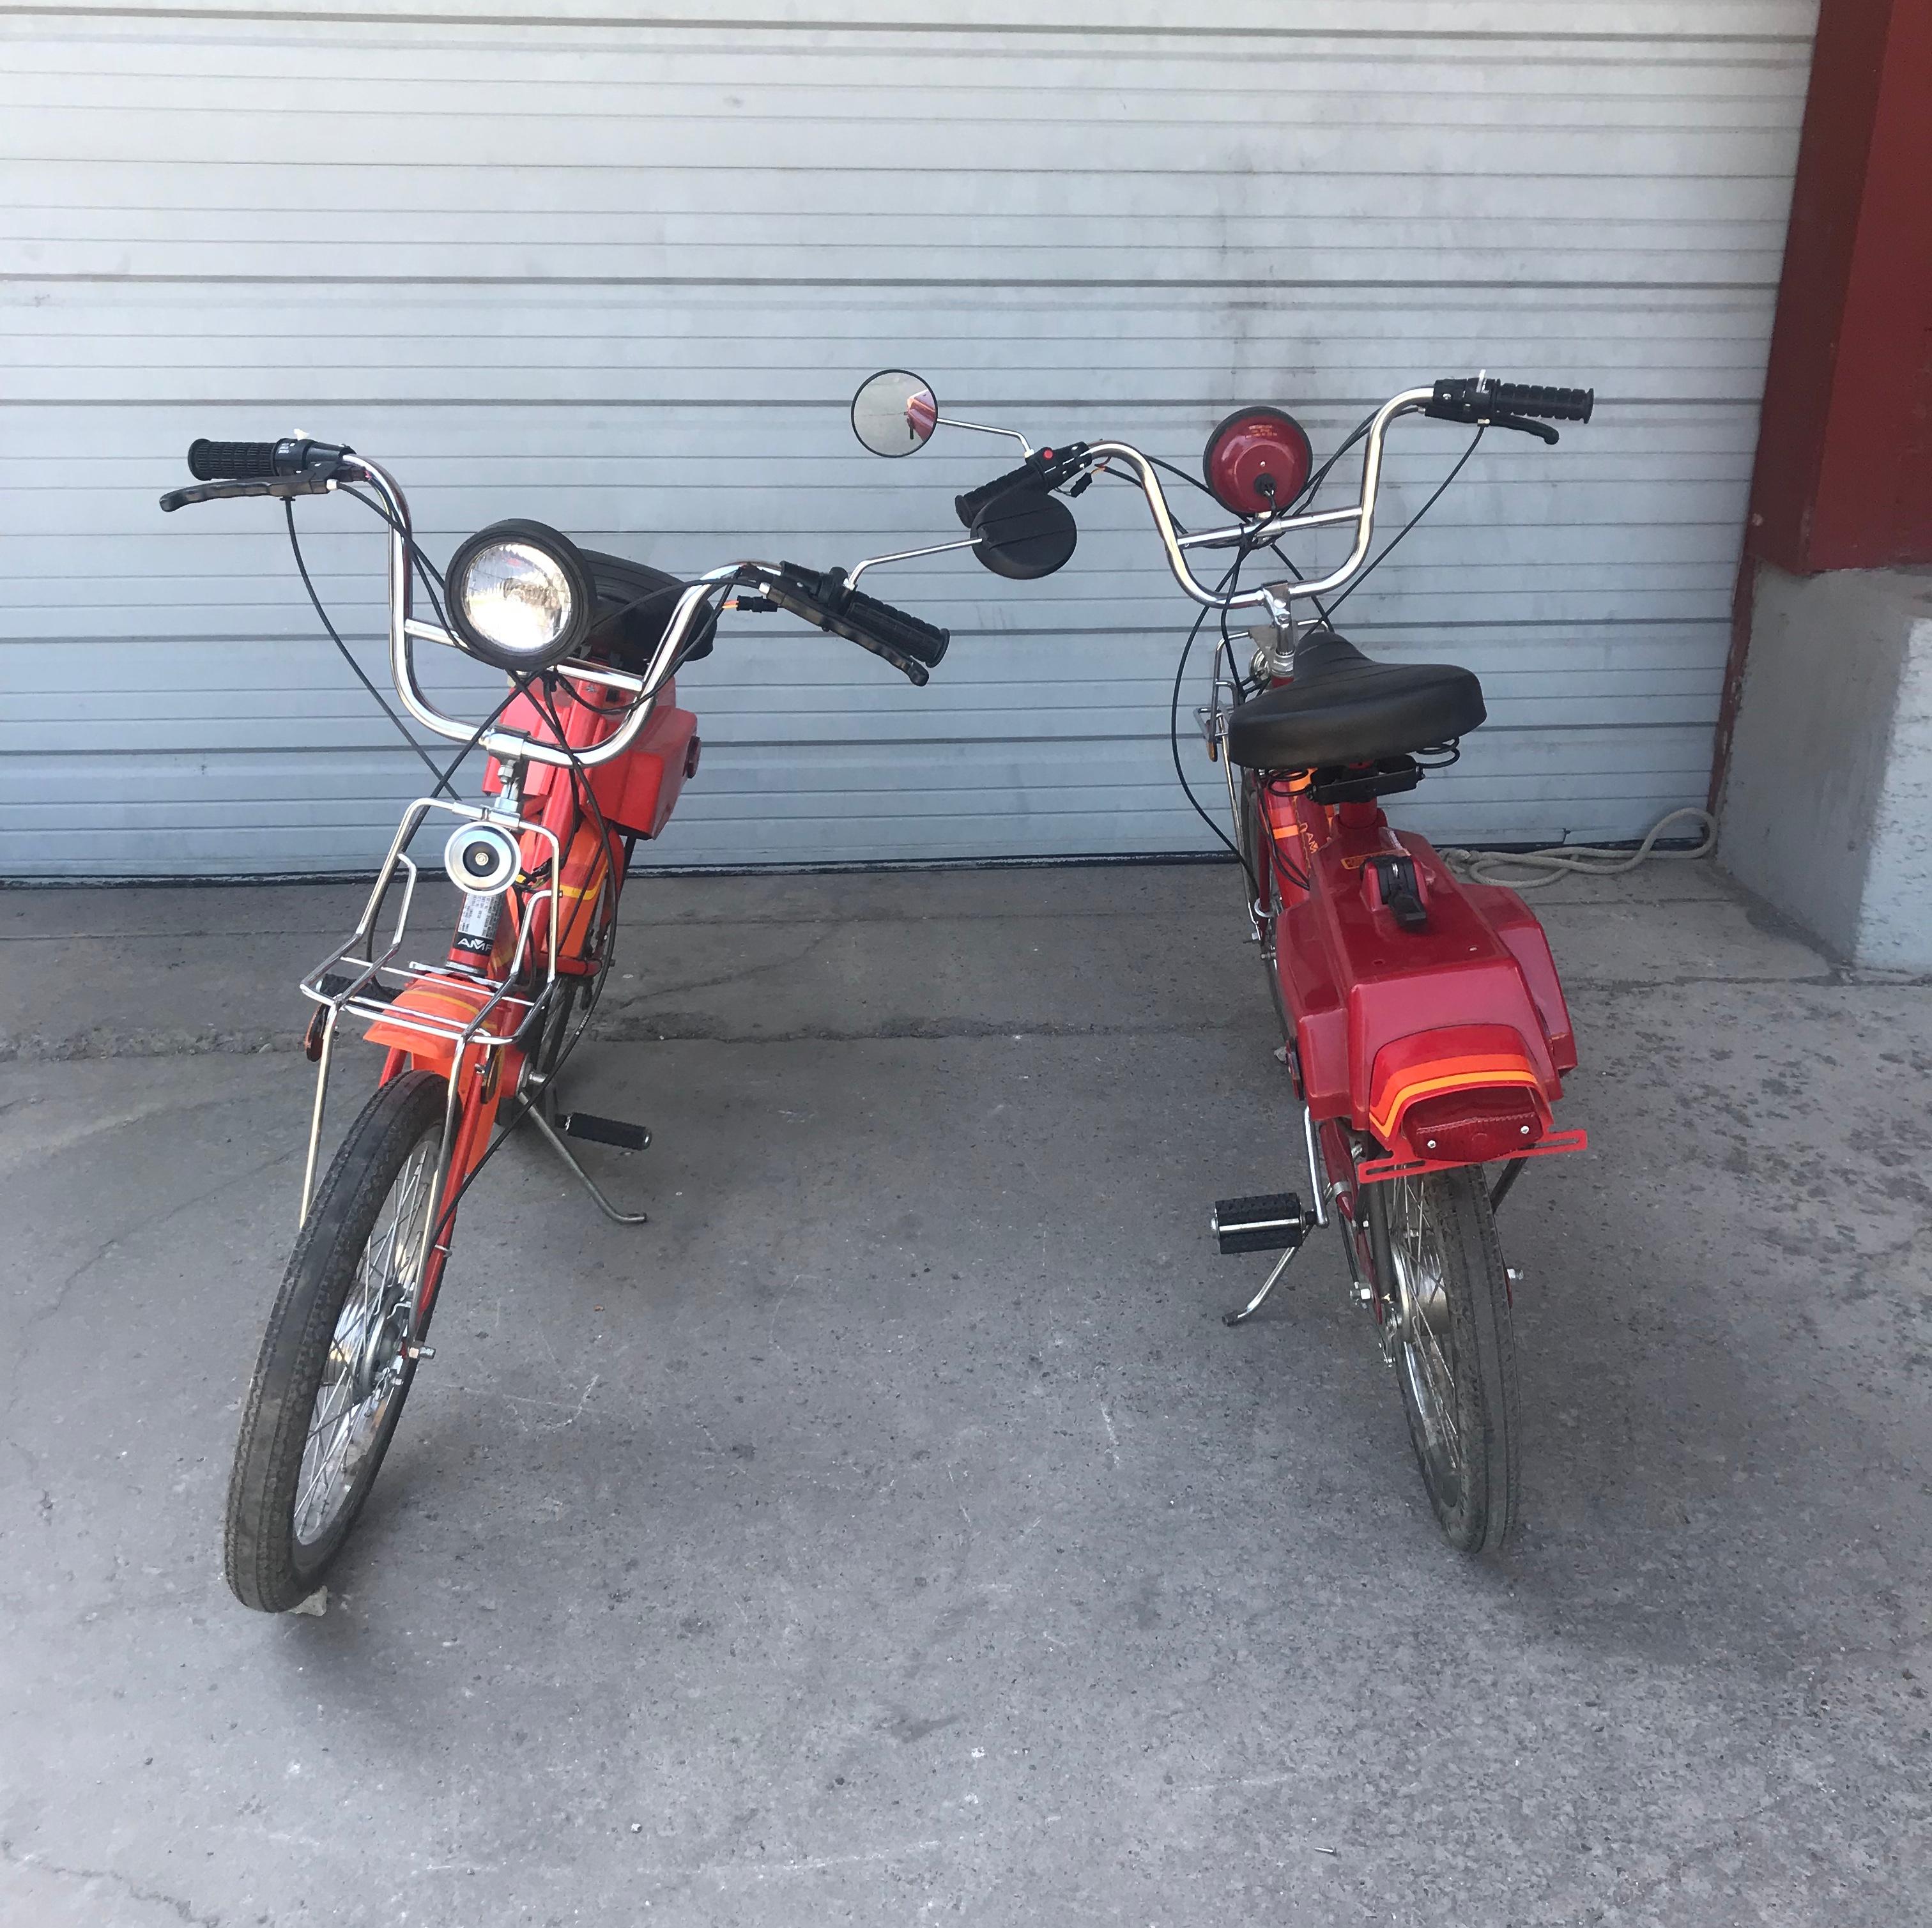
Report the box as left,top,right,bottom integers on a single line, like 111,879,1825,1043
6,1148,295,1393
0,1835,222,1928
9,962,1924,1068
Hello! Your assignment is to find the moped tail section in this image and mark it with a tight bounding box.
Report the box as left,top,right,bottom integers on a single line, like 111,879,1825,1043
1264,793,1579,1170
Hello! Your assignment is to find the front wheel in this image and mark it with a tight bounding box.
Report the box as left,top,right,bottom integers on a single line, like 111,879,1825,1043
223,1070,447,1611
1365,1167,1520,1554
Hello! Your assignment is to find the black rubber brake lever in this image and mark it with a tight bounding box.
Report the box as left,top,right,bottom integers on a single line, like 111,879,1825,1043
159,473,339,513
1483,412,1560,445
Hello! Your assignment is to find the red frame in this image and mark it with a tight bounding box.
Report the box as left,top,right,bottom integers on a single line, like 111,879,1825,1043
361,669,699,1329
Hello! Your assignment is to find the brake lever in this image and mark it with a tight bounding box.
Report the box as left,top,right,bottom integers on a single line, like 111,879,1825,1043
159,473,339,513
1485,413,1560,445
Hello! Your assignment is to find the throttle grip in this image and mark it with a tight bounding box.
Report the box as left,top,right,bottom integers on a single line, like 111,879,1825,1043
955,463,1040,528
186,436,353,481
842,583,950,668
760,563,951,684
953,443,1093,528
188,440,280,481
1426,379,1594,424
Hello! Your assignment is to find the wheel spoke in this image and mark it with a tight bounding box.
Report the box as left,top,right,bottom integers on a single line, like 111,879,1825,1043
289,1132,434,1548
1389,1179,1464,1485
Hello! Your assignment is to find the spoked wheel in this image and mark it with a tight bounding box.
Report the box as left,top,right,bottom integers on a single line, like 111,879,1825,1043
224,1070,447,1612
1365,1167,1520,1554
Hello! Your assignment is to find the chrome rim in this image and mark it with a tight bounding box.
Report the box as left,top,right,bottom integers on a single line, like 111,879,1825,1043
292,1136,434,1547
1386,1178,1464,1505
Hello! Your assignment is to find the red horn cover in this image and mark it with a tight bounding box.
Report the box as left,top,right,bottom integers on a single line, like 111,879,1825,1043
1202,406,1314,517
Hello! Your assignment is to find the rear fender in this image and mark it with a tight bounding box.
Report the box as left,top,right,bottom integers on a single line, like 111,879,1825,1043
1261,790,1574,1147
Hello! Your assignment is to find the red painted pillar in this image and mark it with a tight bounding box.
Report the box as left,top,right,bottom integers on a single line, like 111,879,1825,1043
1710,0,1932,801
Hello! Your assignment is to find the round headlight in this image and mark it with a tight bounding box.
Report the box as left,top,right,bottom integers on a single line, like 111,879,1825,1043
447,519,593,672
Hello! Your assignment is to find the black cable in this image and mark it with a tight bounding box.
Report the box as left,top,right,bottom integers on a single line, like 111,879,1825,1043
1289,409,1377,516
1325,427,1484,616
1098,465,1188,538
1167,549,1258,897
1144,452,1225,507
337,481,454,632
1261,776,1310,892
288,491,541,807
285,500,452,794
1267,542,1333,631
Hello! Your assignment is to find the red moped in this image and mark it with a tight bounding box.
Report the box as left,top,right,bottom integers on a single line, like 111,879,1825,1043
162,433,949,1609
850,369,1595,1552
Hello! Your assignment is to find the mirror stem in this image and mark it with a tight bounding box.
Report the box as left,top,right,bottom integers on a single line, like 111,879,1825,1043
934,416,1034,456
845,536,981,588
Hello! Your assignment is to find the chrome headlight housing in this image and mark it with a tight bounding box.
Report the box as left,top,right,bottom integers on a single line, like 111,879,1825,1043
447,519,593,672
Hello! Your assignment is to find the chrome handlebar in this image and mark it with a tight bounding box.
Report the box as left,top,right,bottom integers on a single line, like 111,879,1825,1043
346,456,736,774
1085,386,1436,616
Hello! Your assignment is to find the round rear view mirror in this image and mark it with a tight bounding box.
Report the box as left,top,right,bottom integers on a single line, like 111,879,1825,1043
969,486,1077,581
852,369,939,457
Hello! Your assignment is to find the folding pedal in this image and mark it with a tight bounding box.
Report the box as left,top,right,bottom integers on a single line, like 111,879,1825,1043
1211,1192,1310,1255
558,1112,651,1153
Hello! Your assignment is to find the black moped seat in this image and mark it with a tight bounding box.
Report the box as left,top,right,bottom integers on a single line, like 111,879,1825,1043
1224,628,1485,770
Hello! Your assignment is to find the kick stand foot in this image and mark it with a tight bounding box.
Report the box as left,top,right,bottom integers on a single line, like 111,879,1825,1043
526,1106,651,1225
1223,1239,1305,1326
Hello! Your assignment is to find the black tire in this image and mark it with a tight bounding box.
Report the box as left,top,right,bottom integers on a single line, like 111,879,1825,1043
223,1071,446,1612
1366,1167,1520,1554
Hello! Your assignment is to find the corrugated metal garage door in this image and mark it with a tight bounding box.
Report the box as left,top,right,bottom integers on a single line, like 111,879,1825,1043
1,0,1816,875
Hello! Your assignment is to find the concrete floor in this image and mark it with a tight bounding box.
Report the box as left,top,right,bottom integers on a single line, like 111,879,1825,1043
1,860,1928,1927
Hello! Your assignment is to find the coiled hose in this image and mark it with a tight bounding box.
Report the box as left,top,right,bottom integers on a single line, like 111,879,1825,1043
1439,806,1716,889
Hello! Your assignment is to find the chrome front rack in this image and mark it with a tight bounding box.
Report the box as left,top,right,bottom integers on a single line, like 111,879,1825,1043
295,794,566,1225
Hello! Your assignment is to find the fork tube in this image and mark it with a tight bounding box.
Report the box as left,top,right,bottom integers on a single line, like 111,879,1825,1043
297,1009,341,1225
410,1062,468,1326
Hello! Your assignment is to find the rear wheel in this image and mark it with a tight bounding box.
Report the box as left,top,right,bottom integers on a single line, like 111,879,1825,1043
223,1071,447,1611
1365,1167,1520,1553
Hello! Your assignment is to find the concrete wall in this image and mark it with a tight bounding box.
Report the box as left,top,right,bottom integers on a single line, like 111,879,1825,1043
1720,560,1932,970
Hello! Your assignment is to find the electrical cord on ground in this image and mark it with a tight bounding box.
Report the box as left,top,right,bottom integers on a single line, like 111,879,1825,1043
1439,807,1717,887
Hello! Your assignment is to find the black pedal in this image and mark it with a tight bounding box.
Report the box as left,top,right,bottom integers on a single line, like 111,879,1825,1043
1211,1192,1308,1256
558,1112,651,1153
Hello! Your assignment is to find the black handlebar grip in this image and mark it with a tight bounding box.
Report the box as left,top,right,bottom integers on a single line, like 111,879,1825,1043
1427,379,1593,425
186,436,353,481
1483,381,1593,423
187,439,282,481
954,463,1041,530
761,564,951,684
841,585,950,669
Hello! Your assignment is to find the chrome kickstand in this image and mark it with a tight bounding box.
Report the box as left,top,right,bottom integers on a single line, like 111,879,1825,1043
1223,1240,1307,1327
525,1106,651,1225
